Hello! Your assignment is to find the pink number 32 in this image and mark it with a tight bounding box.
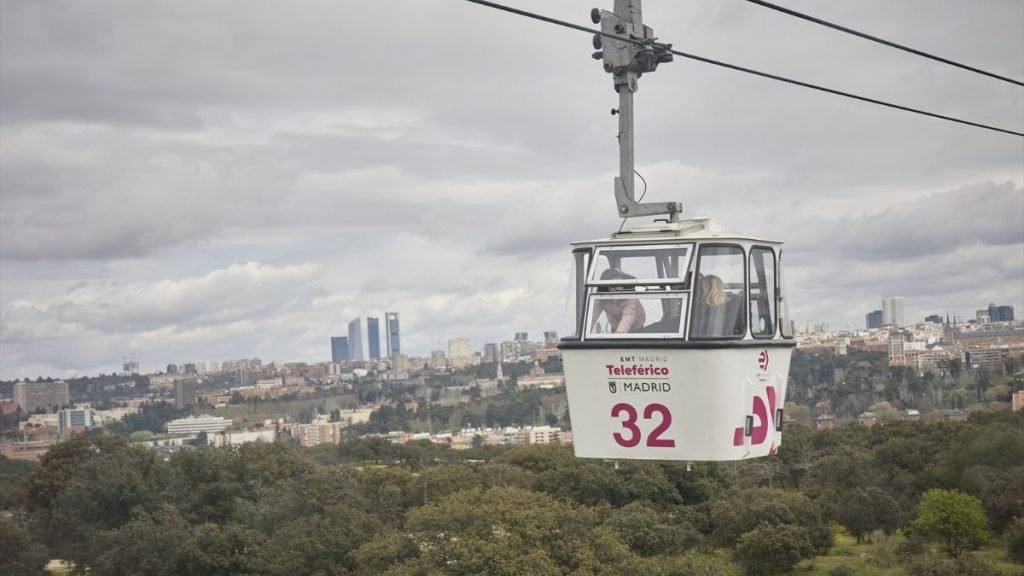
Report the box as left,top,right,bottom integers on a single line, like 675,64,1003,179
611,402,676,448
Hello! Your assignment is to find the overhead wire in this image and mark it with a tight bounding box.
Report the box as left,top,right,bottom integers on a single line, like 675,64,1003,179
745,0,1024,87
660,47,1024,138
462,0,1024,138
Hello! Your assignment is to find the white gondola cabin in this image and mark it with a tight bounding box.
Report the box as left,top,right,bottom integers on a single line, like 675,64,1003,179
558,1,795,461
558,217,795,461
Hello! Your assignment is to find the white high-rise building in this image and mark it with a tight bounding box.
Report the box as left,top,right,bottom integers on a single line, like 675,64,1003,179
348,317,365,361
882,296,905,327
448,338,473,369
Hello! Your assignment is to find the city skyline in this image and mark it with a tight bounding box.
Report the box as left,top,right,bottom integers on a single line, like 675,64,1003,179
2,291,1019,380
7,301,1022,380
1,1,1021,380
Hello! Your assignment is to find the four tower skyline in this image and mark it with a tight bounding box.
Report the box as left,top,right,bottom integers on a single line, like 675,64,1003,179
335,312,400,362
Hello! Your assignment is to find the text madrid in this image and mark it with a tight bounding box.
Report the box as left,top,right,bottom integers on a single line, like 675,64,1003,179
614,381,671,392
606,364,670,376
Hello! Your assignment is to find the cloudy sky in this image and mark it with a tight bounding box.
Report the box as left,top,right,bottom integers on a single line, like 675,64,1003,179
1,0,1022,379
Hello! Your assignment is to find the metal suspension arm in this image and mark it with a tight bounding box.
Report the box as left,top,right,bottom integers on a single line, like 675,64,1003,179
593,0,681,220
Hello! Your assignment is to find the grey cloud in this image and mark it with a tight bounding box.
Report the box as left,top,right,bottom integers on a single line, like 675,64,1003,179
788,182,1023,260
1,262,322,338
0,112,605,261
787,242,1023,330
0,1,596,131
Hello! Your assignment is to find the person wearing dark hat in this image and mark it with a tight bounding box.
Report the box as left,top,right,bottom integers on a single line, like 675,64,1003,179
591,268,646,333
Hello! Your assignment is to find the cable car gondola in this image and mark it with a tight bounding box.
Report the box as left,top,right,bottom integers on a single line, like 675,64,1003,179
557,0,794,461
559,218,794,461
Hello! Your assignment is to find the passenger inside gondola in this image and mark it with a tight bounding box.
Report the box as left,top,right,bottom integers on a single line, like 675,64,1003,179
590,268,646,333
693,274,742,337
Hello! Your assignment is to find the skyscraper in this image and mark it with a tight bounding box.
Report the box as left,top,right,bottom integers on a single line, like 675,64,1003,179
448,337,472,369
882,297,905,327
367,317,381,360
989,303,1015,322
483,343,499,363
865,310,883,330
331,336,349,363
175,379,198,410
348,318,365,361
385,312,401,357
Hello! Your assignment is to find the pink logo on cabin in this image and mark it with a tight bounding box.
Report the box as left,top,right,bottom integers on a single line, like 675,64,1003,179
734,385,778,454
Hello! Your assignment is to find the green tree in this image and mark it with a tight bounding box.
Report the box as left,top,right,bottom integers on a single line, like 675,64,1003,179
477,462,536,491
870,432,942,507
264,511,380,575
0,516,49,576
533,460,630,506
1005,516,1024,564
88,506,191,576
120,402,184,434
603,501,699,556
661,461,738,505
28,436,169,562
169,447,246,524
709,488,831,555
832,486,901,542
949,358,963,380
617,461,684,507
353,531,419,575
0,455,37,512
959,464,1024,532
802,444,878,500
974,369,991,401
25,437,96,514
868,400,899,421
397,487,634,575
910,489,988,557
259,466,367,528
419,464,483,504
232,441,318,491
178,522,269,576
932,415,1024,530
732,522,815,576
356,466,418,527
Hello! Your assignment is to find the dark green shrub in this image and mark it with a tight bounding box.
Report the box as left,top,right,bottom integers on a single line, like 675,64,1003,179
904,554,1001,576
732,523,815,576
1007,516,1024,563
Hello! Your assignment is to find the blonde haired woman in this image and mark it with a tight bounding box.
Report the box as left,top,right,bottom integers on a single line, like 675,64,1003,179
695,274,734,336
701,274,728,306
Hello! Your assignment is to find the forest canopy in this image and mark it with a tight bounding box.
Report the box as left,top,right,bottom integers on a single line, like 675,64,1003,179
2,410,1022,575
